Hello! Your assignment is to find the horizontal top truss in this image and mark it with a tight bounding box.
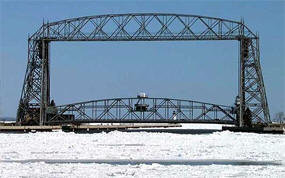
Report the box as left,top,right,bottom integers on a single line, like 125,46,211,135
30,13,257,41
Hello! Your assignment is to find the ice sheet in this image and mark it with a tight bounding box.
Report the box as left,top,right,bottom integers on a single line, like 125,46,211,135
0,124,284,177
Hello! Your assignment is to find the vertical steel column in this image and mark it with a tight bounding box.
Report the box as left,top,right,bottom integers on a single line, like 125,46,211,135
239,39,246,127
39,40,50,125
238,20,245,127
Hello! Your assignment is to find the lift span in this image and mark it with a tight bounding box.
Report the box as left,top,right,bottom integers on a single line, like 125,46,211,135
45,96,236,125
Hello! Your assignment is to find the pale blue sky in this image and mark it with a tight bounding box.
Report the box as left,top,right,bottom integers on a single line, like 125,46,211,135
0,0,284,119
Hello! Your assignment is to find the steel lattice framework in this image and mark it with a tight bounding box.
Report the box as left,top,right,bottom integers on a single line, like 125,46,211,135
47,97,236,124
16,13,270,126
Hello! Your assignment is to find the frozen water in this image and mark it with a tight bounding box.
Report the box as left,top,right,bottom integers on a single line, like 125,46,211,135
0,124,284,177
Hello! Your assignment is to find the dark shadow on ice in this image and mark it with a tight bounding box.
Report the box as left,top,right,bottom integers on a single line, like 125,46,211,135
75,129,221,134
1,159,282,166
122,129,220,134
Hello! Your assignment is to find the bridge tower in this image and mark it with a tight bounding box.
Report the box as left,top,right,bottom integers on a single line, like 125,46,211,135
238,21,270,126
17,25,51,125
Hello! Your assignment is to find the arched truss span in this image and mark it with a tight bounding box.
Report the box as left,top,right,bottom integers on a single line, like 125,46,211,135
47,97,236,124
17,13,270,126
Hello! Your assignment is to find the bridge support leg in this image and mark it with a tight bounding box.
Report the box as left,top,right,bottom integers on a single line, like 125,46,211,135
40,40,50,125
239,35,270,126
239,38,246,127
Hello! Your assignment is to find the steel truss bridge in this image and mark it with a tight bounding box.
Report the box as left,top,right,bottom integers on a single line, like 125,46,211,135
47,97,235,124
17,13,271,126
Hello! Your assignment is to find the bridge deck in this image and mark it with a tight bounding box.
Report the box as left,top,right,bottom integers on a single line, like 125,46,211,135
0,123,182,133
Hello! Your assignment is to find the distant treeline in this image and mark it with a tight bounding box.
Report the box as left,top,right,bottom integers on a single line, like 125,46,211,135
273,112,284,123
0,117,16,121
